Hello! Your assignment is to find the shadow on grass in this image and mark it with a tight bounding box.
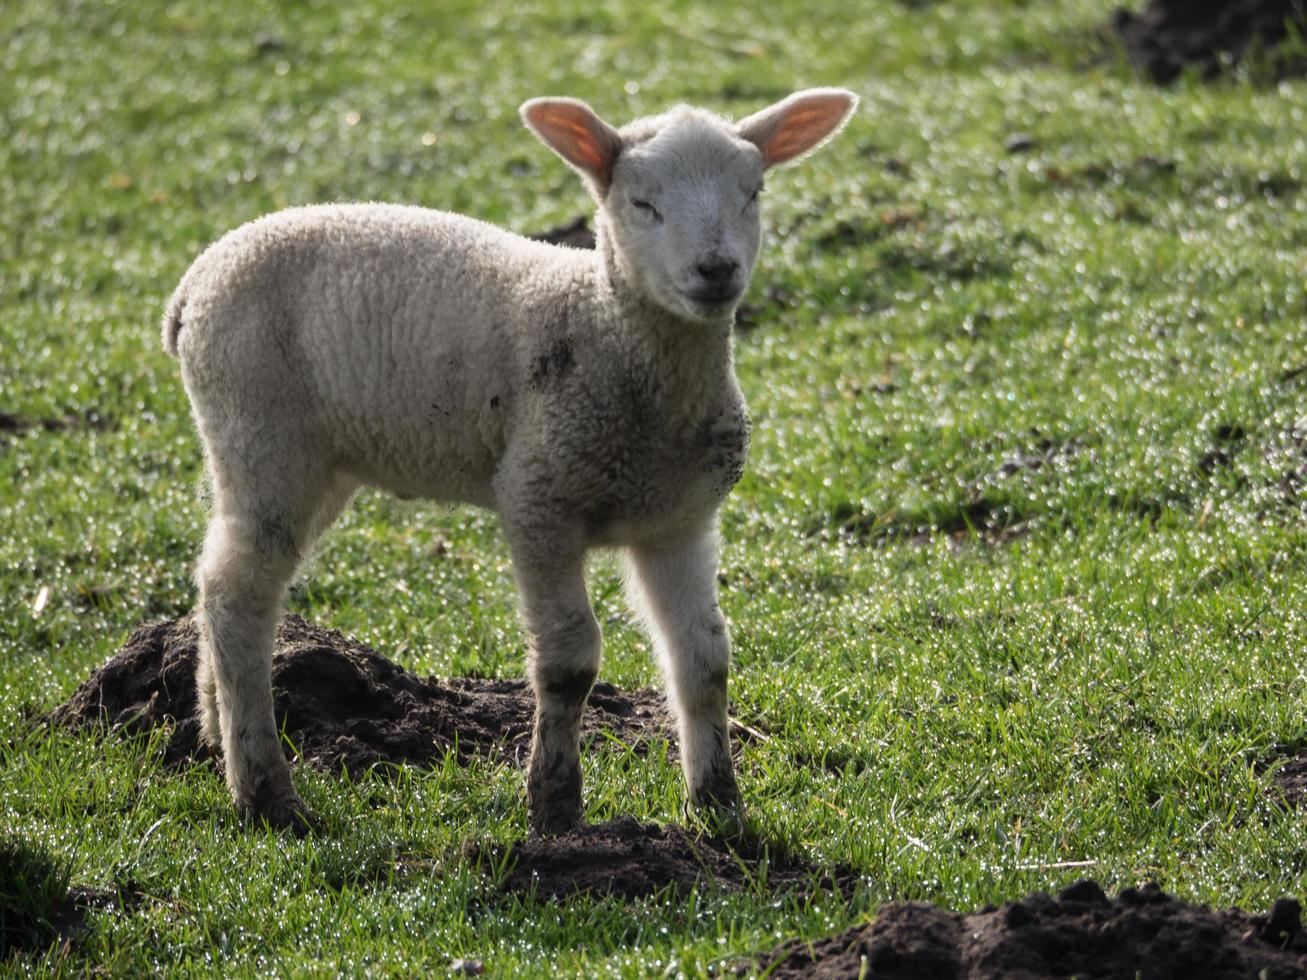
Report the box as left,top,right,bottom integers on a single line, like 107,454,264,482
468,815,862,903
1,835,82,959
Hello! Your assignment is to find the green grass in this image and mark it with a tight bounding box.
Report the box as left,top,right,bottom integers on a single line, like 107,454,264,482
4,0,1307,973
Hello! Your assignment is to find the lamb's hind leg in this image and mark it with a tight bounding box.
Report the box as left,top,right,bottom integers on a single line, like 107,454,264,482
195,474,355,755
195,647,221,755
196,464,346,832
627,528,740,813
509,534,601,836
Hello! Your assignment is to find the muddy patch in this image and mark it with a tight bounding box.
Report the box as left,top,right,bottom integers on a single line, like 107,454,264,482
1267,422,1307,504
50,615,671,774
0,409,114,445
758,880,1307,979
828,437,1081,548
474,816,856,901
813,208,923,250
1268,749,1307,808
831,493,1029,549
1113,0,1307,83
1198,421,1249,474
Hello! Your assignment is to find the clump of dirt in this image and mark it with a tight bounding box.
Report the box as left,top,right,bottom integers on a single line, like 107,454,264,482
1113,0,1307,84
759,880,1307,979
1198,422,1249,473
51,615,670,774
1269,751,1307,807
1270,422,1307,501
473,816,855,901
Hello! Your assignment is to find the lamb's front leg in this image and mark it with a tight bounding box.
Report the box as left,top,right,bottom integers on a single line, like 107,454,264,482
510,538,602,836
626,528,740,813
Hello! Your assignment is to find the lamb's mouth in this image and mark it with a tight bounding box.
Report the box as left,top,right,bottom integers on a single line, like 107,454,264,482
679,286,744,316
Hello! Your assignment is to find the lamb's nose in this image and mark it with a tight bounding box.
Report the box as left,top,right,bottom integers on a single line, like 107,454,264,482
696,259,739,284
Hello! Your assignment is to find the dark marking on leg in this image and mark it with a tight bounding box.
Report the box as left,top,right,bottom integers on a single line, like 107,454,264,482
702,662,729,691
254,512,298,559
540,665,597,702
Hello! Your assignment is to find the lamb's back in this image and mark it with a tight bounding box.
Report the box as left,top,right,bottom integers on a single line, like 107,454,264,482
173,203,594,504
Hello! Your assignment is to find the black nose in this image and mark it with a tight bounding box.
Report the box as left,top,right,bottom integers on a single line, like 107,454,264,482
696,259,739,284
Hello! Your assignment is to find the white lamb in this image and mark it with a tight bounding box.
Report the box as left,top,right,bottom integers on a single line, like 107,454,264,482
162,88,857,834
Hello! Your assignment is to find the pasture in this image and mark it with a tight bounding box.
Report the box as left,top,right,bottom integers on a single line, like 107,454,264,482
3,0,1307,973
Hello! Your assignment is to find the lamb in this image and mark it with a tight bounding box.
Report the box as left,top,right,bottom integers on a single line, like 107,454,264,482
162,88,858,835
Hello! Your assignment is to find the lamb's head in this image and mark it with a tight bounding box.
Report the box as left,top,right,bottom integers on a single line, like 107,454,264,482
521,89,858,323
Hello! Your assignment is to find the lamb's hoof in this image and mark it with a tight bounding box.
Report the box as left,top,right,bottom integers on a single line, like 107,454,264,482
528,803,583,838
686,796,746,840
526,764,583,837
690,771,741,812
687,775,745,837
243,794,321,837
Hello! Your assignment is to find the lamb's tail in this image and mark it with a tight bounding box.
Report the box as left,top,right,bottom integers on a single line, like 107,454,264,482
161,283,188,358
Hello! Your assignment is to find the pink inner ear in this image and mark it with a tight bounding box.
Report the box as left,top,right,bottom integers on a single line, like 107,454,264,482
766,127,817,164
750,93,854,168
529,104,612,178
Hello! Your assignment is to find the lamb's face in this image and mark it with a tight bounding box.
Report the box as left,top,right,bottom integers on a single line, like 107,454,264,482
604,115,763,322
520,90,858,323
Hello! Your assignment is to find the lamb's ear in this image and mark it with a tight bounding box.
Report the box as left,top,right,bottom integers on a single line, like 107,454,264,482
520,98,623,195
736,88,859,169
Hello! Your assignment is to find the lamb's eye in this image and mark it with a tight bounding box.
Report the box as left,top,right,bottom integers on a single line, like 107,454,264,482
631,199,662,221
747,187,762,206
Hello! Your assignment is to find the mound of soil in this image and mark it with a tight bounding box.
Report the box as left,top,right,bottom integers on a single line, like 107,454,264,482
1114,0,1307,83
759,880,1307,980
50,615,670,774
474,816,854,901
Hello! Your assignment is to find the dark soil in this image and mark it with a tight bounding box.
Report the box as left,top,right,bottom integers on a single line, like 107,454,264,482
758,880,1307,980
473,816,855,901
1113,0,1307,83
1272,423,1307,502
50,615,671,774
1270,752,1307,807
0,409,114,444
528,216,595,250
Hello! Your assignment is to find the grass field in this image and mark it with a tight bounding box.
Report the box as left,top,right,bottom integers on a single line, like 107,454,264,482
4,0,1307,973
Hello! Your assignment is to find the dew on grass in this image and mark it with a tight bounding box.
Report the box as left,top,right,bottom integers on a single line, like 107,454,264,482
5,0,1307,970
